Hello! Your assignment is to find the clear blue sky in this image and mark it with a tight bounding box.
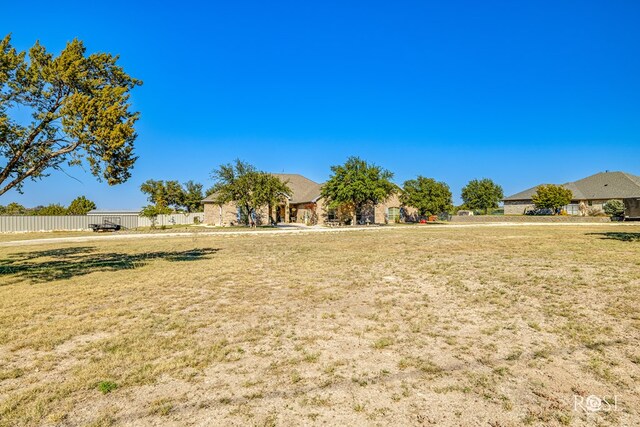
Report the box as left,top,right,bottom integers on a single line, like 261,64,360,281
2,1,639,208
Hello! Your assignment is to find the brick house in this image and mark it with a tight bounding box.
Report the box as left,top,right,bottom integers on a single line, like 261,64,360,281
202,173,417,226
503,171,640,218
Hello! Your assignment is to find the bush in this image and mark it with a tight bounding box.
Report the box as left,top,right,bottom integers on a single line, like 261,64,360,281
603,200,625,217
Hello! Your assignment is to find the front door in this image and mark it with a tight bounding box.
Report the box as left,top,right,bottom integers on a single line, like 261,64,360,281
276,205,286,223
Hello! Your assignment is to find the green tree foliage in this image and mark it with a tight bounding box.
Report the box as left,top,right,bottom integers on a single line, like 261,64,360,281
400,176,453,217
140,179,204,214
460,178,504,215
140,180,184,211
32,203,67,215
0,35,142,197
209,160,291,226
603,200,625,217
321,157,395,225
139,204,171,229
0,202,26,214
531,184,573,213
254,173,292,225
182,180,204,213
67,195,96,215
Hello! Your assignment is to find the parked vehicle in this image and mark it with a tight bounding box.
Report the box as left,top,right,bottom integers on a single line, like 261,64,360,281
89,220,122,232
525,208,554,216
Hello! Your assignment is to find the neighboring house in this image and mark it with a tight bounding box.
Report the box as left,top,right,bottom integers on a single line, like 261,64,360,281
503,171,640,218
202,173,415,226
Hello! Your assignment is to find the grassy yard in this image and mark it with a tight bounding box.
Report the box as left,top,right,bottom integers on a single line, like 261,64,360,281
0,231,98,243
0,225,639,426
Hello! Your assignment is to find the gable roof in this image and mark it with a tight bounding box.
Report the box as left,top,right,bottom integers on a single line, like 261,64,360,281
271,173,323,204
202,173,323,204
504,171,640,201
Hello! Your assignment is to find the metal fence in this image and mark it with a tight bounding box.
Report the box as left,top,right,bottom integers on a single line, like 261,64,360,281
0,213,205,233
137,213,205,227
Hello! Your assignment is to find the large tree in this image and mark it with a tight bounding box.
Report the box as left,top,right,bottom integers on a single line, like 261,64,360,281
139,180,182,227
400,176,452,217
140,180,185,212
321,157,395,225
140,179,205,215
67,195,96,215
209,160,291,227
460,178,504,215
0,35,142,197
32,203,67,215
0,202,26,215
253,173,292,225
531,184,573,213
181,180,204,213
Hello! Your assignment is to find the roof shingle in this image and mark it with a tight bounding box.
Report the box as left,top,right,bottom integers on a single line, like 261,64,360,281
202,173,323,204
504,171,640,201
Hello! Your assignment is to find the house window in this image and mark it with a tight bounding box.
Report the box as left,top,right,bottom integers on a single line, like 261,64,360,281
388,207,400,222
588,201,593,206
564,204,579,215
327,208,337,221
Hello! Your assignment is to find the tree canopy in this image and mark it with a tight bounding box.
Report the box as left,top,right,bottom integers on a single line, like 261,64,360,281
33,203,67,215
67,195,96,215
182,181,204,213
140,180,185,212
460,178,504,215
139,204,172,228
0,198,97,215
400,176,452,217
139,179,204,223
0,35,142,197
0,202,26,214
209,159,291,226
531,184,573,213
320,157,395,224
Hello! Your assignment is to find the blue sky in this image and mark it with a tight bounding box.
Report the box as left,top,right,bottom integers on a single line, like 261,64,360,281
1,1,639,208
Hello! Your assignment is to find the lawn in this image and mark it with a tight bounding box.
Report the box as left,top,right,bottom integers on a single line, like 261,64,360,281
0,225,639,426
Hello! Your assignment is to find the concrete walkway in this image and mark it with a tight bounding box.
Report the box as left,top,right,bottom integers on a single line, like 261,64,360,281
0,221,635,247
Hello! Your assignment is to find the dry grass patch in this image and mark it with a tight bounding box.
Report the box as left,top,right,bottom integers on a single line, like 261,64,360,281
0,225,639,426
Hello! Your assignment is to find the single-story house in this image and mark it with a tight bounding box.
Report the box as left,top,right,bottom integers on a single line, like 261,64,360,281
503,171,640,218
202,173,418,226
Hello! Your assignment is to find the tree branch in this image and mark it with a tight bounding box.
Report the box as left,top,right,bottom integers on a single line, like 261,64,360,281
0,89,64,185
0,138,82,196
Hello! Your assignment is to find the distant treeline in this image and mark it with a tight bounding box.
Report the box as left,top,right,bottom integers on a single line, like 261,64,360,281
0,196,96,216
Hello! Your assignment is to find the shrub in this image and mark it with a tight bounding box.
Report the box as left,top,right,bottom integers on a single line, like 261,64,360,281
603,200,625,217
